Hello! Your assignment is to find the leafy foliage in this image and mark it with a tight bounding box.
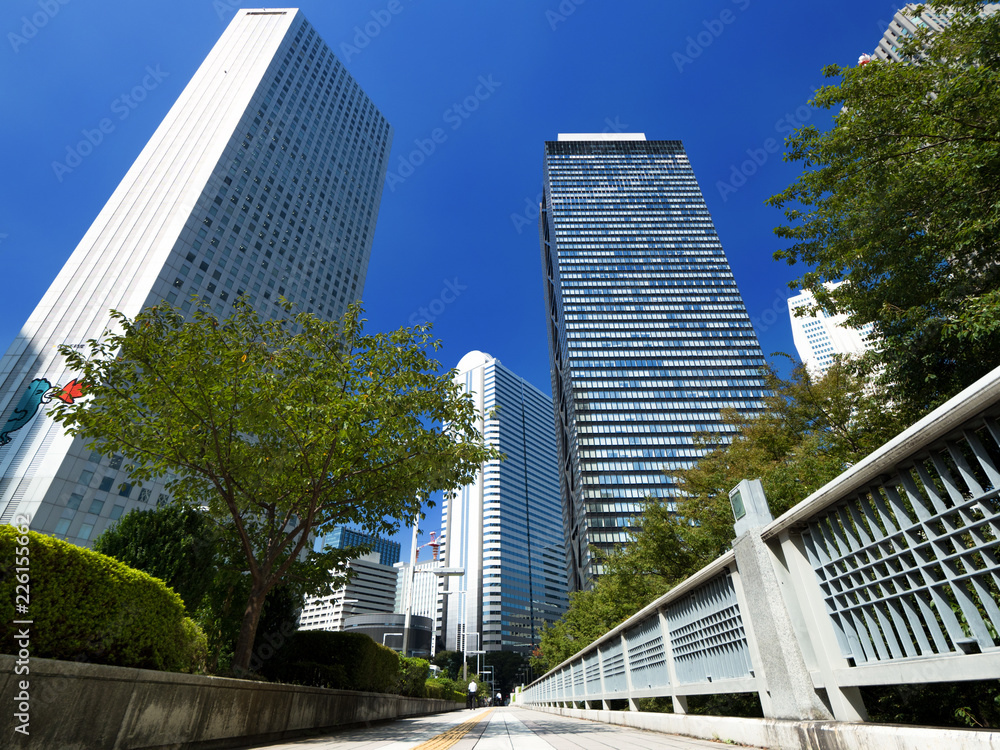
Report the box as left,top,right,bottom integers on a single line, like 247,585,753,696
93,502,303,674
0,526,205,672
50,300,498,673
767,0,1000,418
481,650,529,697
93,502,216,614
395,656,430,698
261,630,399,692
425,676,466,702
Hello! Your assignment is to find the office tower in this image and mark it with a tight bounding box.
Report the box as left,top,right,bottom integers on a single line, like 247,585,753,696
438,351,568,655
540,134,769,591
0,10,392,543
788,283,873,378
872,3,999,61
394,559,442,620
298,552,399,632
316,525,401,566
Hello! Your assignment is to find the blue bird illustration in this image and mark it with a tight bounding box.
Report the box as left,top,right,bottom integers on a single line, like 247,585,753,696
0,378,53,446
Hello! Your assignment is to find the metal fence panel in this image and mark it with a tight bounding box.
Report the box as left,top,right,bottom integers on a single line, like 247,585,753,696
665,570,753,684
623,612,670,691
599,638,627,695
803,421,1000,666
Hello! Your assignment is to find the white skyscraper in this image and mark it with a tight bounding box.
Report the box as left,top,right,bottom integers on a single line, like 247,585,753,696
787,283,873,378
872,3,999,61
0,10,392,541
438,351,568,655
298,553,399,632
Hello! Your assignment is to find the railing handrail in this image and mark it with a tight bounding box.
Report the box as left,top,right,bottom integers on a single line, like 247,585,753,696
526,549,736,687
760,363,1000,543
528,363,1000,692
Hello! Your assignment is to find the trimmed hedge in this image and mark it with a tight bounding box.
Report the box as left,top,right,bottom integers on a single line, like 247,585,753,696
0,526,206,672
426,676,465,702
263,630,399,692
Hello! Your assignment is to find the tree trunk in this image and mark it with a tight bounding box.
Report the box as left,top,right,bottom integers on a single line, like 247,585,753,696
231,582,270,676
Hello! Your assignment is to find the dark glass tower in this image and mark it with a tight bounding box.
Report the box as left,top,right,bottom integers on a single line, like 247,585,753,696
439,351,568,655
540,134,768,591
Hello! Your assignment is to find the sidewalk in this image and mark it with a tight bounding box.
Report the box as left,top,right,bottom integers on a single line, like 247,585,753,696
242,706,755,749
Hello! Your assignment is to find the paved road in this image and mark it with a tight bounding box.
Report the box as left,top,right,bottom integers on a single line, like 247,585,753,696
245,706,747,749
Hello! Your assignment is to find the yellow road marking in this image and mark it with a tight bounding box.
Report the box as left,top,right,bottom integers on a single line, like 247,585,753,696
412,709,494,750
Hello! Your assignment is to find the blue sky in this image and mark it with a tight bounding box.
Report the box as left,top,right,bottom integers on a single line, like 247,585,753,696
0,0,899,557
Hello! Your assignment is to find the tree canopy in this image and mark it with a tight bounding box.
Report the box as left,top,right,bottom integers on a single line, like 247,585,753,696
767,0,1000,418
51,300,498,674
92,502,217,615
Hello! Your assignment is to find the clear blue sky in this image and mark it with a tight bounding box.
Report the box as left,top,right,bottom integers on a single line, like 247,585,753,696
0,0,899,557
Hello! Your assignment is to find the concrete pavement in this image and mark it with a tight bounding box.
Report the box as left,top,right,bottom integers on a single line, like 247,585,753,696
242,706,757,749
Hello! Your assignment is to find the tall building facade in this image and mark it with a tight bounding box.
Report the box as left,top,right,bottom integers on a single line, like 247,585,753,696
871,3,999,61
0,10,392,542
298,552,399,632
788,283,873,378
540,134,769,590
394,559,442,620
316,525,401,566
438,351,568,655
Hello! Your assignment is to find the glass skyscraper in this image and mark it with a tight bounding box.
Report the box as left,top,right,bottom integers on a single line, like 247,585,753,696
540,134,768,590
439,351,568,655
0,10,392,542
315,525,401,566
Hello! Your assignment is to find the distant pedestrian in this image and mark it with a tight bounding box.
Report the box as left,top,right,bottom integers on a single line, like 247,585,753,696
467,681,478,709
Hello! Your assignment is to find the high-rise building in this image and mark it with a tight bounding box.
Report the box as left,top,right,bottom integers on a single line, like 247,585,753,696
0,10,392,542
871,3,999,61
394,559,441,620
298,552,399,632
316,525,401,566
438,351,568,655
540,134,769,590
788,283,873,378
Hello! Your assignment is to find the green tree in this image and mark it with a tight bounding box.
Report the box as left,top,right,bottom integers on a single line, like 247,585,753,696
431,649,465,680
93,501,307,673
481,651,529,696
50,301,498,674
93,502,217,614
767,0,1000,419
664,358,902,571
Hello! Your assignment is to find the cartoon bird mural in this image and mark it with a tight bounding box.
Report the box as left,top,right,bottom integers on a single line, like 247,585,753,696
0,377,84,447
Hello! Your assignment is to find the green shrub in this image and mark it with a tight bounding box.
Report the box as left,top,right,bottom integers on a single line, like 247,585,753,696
0,526,206,672
426,676,465,702
396,656,429,697
263,630,399,692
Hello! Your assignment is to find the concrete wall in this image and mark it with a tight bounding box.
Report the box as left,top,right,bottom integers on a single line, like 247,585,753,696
523,705,1000,750
0,654,462,749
